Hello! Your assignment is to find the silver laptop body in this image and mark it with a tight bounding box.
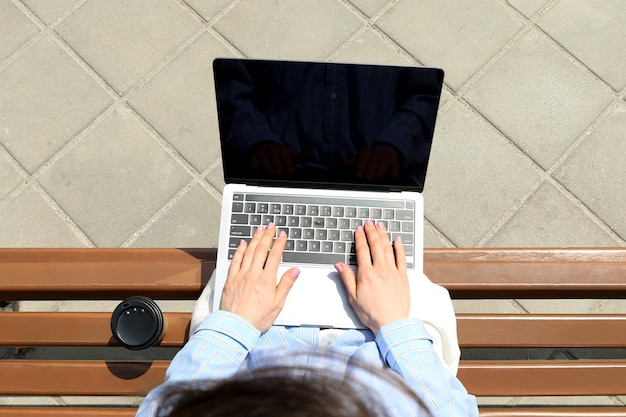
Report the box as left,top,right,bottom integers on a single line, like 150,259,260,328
211,58,444,329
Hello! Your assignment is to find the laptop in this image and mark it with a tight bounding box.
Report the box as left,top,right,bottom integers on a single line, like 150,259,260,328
212,58,444,329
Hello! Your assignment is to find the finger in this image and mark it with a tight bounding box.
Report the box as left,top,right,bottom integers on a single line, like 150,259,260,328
250,223,276,268
376,221,396,266
393,235,407,271
227,239,247,278
240,225,264,270
275,268,300,304
363,220,385,263
354,225,372,268
264,229,287,272
335,262,357,299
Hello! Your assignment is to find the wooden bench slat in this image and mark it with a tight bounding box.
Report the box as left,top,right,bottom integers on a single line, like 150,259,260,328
457,314,626,347
0,409,136,417
0,408,625,417
4,312,626,348
478,408,626,417
458,360,626,396
0,361,168,396
0,312,190,346
0,248,215,300
2,360,625,397
3,248,626,299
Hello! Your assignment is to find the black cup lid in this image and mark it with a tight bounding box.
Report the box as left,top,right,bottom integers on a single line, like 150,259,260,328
111,296,164,350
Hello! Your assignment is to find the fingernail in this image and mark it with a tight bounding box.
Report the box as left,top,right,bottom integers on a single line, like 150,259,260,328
288,268,300,278
366,220,374,226
239,239,246,247
376,221,386,230
334,263,343,273
267,222,275,229
256,225,263,234
396,235,403,244
279,230,287,238
356,225,363,233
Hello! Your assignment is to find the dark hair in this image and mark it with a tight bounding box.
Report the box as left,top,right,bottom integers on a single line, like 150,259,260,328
155,351,428,417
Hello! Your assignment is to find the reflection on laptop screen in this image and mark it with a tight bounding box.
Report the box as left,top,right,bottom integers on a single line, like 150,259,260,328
214,59,444,193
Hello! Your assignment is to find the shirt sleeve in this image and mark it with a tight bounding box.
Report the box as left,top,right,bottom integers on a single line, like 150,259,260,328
135,310,260,417
376,318,478,417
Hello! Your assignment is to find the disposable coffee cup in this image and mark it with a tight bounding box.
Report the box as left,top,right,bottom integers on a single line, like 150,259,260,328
111,296,166,350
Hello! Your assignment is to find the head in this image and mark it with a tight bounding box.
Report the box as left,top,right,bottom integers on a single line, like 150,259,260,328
155,352,428,417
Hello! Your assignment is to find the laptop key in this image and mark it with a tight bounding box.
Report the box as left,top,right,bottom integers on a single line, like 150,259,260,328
232,202,244,212
334,242,346,253
230,225,251,237
250,214,262,225
322,242,333,252
244,203,256,213
231,214,248,224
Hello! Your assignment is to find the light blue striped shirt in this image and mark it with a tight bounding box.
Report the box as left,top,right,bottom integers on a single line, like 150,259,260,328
136,311,477,417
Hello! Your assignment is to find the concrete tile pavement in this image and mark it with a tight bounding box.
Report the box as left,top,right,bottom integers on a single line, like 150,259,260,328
1,0,626,407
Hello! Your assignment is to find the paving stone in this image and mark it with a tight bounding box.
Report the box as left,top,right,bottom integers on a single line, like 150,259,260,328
349,0,391,17
206,164,226,194
424,222,454,248
214,0,362,60
130,183,222,248
183,0,233,21
0,154,22,198
464,28,614,169
507,0,549,18
0,35,112,173
452,299,523,314
423,101,541,247
20,0,78,24
377,0,523,90
0,186,86,247
0,0,40,62
55,0,201,93
129,32,234,172
38,107,192,246
486,182,618,247
515,396,623,407
538,0,626,91
331,28,415,66
517,298,599,315
553,103,626,240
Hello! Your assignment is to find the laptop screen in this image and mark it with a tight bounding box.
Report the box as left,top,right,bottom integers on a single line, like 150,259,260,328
213,58,444,192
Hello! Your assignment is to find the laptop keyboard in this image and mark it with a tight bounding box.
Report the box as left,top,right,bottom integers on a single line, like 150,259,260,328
228,193,415,268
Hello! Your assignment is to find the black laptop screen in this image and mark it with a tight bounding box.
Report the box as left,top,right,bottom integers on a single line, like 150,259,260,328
213,58,444,192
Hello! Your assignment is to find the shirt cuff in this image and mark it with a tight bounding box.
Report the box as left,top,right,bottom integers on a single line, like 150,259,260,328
375,317,434,368
194,310,261,359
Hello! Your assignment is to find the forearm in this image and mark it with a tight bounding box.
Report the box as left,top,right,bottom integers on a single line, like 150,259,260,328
376,318,478,417
135,310,260,417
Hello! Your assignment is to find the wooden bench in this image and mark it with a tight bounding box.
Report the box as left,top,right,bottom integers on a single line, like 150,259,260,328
1,247,626,416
